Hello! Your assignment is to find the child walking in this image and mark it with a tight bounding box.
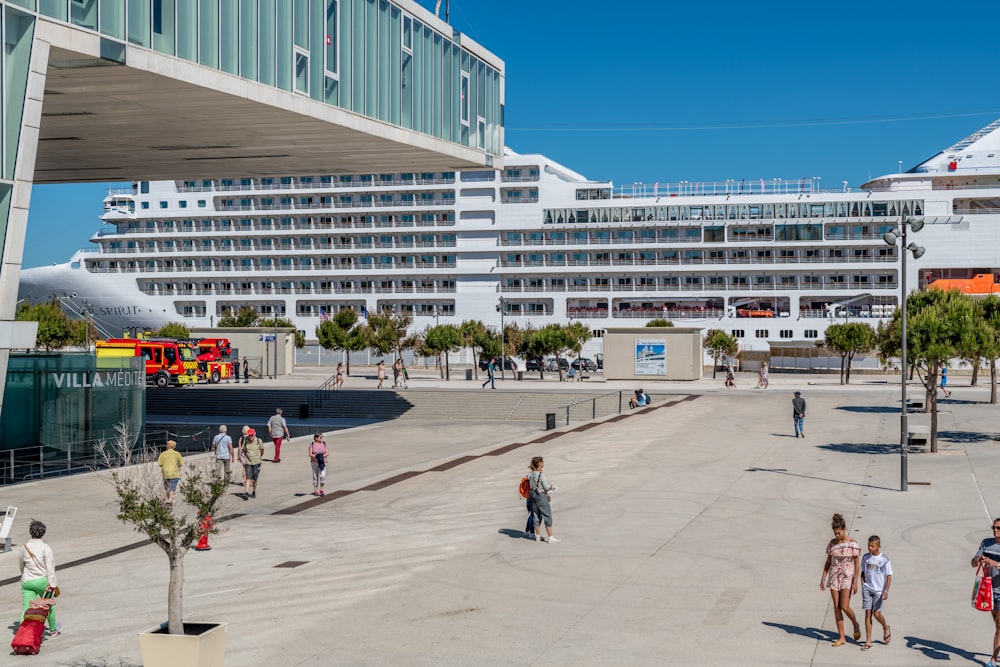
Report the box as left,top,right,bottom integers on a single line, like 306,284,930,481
860,535,892,650
820,513,861,646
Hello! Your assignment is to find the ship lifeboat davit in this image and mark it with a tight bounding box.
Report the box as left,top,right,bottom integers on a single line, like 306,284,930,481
927,274,1000,295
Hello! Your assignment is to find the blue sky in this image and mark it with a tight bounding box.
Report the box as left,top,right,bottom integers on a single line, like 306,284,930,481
22,0,1000,267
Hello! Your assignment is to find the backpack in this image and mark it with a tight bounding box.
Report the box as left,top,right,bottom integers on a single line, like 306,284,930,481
518,476,531,499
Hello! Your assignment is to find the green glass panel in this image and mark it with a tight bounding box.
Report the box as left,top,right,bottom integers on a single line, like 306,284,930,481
239,0,258,80
38,0,66,21
275,4,292,91
293,0,308,49
70,0,98,30
198,0,218,68
4,8,33,181
257,0,275,85
325,0,337,76
364,0,374,115
337,0,350,107
99,0,124,39
219,0,238,74
152,0,176,56
126,0,150,46
350,0,363,112
176,0,197,61
388,4,398,124
376,0,387,121
6,1,34,12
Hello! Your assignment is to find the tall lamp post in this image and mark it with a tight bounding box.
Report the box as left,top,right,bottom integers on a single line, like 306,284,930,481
883,216,925,492
496,297,506,381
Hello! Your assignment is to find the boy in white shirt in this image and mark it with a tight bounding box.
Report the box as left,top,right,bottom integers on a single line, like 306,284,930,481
860,535,892,650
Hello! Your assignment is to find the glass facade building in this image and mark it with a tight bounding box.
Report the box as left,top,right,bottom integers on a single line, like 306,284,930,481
2,0,503,156
1,353,145,482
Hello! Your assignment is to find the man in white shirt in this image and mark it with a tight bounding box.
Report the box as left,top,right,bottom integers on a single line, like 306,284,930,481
212,425,234,481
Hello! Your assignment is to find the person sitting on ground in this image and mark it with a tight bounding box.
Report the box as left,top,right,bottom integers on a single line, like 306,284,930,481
629,389,649,409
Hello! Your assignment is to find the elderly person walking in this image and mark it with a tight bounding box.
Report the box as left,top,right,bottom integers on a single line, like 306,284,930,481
212,424,234,481
20,519,60,637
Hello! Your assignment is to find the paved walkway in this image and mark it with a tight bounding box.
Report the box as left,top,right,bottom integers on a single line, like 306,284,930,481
2,373,1000,665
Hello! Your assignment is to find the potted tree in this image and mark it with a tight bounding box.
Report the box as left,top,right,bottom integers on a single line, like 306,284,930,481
98,425,229,667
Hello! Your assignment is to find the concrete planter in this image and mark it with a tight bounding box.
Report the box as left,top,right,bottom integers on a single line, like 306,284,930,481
138,622,227,667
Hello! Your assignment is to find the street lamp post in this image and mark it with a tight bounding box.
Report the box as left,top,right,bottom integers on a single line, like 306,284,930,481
884,217,925,492
496,297,506,381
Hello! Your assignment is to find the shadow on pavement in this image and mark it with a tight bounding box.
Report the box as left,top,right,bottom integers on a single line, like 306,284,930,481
837,405,901,414
819,442,902,455
938,431,997,444
761,621,837,643
746,467,897,492
497,528,532,540
904,635,983,664
63,659,142,667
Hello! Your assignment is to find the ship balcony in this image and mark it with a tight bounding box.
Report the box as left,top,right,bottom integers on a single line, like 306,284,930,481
500,175,540,183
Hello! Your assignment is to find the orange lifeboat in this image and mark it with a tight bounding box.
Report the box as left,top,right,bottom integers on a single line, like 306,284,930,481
736,308,775,318
927,274,1000,295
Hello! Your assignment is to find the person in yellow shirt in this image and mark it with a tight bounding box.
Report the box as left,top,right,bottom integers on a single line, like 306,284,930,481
157,439,184,505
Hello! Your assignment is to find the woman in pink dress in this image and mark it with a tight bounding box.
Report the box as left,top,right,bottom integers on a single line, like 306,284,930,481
820,513,861,646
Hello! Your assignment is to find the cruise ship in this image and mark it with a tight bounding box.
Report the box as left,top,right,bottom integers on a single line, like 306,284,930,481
18,120,1000,353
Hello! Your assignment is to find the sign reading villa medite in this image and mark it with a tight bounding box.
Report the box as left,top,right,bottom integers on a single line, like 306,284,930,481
634,339,667,376
51,370,145,390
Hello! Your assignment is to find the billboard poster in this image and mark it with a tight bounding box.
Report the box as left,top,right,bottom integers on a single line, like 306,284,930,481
634,339,666,375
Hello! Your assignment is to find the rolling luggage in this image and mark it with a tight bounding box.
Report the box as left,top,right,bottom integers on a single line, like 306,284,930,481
11,592,54,655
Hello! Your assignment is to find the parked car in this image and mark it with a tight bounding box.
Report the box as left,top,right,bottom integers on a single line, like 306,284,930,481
525,356,545,372
571,357,598,372
479,357,523,372
545,357,569,372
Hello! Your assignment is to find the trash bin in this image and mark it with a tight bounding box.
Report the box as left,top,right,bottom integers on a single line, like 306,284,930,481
299,403,309,419
465,368,473,381
545,413,556,430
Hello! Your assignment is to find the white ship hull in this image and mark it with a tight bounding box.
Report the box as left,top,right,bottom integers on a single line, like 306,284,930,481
18,122,1000,353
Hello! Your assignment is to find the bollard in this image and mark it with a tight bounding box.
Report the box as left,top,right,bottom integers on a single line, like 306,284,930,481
545,413,556,430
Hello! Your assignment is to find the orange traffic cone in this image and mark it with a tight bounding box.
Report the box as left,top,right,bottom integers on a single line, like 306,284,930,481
194,533,211,551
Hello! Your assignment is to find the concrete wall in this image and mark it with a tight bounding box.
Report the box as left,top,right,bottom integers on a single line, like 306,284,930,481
603,328,703,381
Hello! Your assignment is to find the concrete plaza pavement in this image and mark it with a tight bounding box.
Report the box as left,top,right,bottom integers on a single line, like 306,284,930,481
2,373,1000,665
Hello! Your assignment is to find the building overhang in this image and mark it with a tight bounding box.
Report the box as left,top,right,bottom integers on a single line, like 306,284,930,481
33,21,500,184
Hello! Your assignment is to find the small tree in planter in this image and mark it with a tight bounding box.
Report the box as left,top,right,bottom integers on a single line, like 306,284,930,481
97,425,228,636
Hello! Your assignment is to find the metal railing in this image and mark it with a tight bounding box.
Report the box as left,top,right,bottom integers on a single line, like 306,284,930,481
0,429,190,486
554,390,673,425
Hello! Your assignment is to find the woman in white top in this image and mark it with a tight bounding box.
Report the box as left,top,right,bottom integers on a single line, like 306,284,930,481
19,520,60,636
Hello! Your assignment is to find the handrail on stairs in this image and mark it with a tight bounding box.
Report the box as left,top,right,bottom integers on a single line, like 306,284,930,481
308,372,340,408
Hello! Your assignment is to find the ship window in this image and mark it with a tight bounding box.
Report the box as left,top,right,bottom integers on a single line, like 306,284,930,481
731,330,745,338
755,330,769,338
805,330,818,338
780,330,793,339
141,202,150,209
